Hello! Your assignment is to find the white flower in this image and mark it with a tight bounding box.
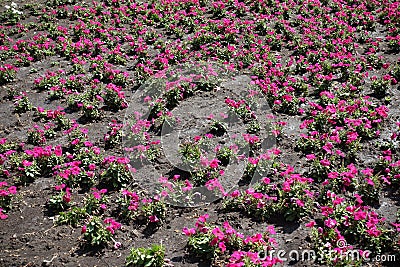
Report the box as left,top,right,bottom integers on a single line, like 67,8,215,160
13,8,23,15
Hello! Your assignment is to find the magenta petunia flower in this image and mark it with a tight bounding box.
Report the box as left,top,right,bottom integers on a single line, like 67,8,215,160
324,218,337,228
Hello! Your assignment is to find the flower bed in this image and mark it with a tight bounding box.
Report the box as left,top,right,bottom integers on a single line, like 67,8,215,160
0,0,400,266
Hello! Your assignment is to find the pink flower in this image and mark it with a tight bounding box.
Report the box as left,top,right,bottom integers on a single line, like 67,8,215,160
54,146,62,156
199,156,209,167
248,157,259,165
305,221,316,228
295,199,304,207
218,241,226,252
361,168,374,177
253,192,263,199
81,225,87,234
267,225,276,235
320,159,330,166
223,221,235,235
0,208,8,219
262,177,270,184
88,163,96,170
182,227,196,236
22,160,33,167
117,157,130,164
197,214,209,225
306,154,316,160
194,135,202,142
143,95,152,102
71,139,80,145
328,172,339,179
106,226,115,234
354,193,363,204
113,241,122,249
354,210,367,221
230,190,240,197
365,178,375,186
282,94,293,102
8,186,17,194
282,181,290,192
205,178,224,194
182,180,193,192
243,134,260,145
366,227,381,237
346,132,358,144
149,215,159,223
324,218,337,228
83,141,93,147
92,191,101,199
376,106,388,118
209,159,220,169
212,227,225,240
63,191,71,203
205,133,213,138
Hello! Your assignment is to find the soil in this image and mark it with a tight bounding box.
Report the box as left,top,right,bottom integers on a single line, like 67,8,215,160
0,0,399,267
